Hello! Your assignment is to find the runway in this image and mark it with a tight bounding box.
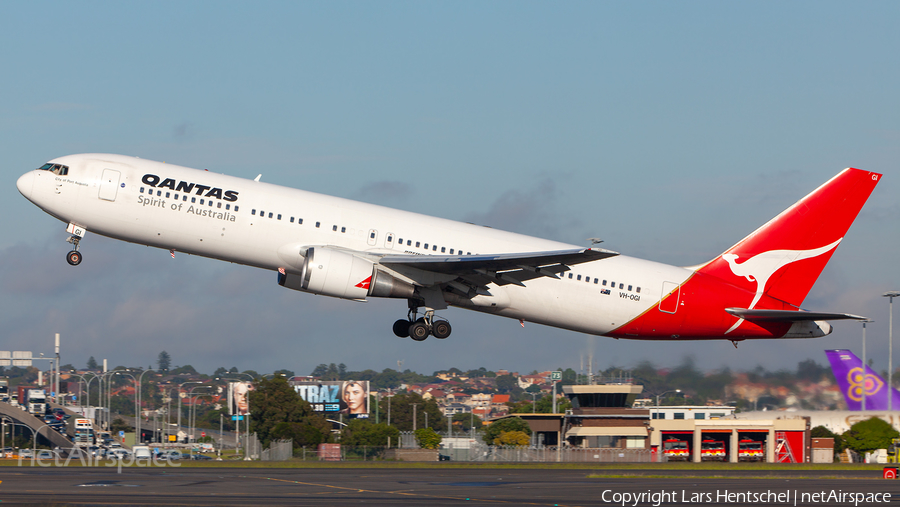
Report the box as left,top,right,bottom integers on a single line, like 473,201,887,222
0,466,896,506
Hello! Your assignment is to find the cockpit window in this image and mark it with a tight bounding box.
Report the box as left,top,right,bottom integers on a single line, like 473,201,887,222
38,163,69,176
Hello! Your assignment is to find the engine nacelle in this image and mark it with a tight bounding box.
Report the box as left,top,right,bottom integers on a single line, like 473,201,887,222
277,247,415,300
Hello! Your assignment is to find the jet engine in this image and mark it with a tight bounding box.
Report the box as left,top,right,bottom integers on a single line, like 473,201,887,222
277,246,415,300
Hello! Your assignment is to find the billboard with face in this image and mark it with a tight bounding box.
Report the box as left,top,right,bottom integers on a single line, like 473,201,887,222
290,380,369,418
227,381,253,416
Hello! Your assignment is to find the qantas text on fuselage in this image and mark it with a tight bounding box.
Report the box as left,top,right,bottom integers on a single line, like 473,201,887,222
17,155,881,342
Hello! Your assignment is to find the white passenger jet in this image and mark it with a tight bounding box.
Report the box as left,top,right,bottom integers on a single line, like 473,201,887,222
17,155,880,343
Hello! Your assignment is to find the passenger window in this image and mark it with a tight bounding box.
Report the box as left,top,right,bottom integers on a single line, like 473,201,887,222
226,204,231,210
290,217,294,223
341,227,346,233
277,214,281,220
586,277,590,283
577,275,582,281
387,235,393,242
234,206,239,212
407,240,412,246
628,285,632,291
594,278,598,284
449,249,454,254
157,190,162,196
602,280,607,286
424,243,429,249
619,283,624,289
316,222,321,228
398,238,403,244
467,252,471,255
268,212,273,218
298,218,302,224
433,245,437,251
370,232,376,239
416,242,421,248
140,187,144,193
610,281,615,287
165,192,170,198
174,194,178,200
200,199,205,205
441,247,446,253
218,202,222,208
192,197,196,203
333,225,338,231
568,273,573,279
183,196,187,201
636,287,641,293
209,200,213,206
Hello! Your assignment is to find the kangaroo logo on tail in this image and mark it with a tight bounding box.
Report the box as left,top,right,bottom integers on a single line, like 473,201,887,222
723,238,842,333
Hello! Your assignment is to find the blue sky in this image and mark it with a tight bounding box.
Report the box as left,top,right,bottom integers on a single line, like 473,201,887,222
1,2,898,377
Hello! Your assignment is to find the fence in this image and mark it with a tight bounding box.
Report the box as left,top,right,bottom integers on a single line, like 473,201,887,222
246,434,293,461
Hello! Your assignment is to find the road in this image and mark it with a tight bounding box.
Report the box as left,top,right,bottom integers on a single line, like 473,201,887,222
0,466,896,506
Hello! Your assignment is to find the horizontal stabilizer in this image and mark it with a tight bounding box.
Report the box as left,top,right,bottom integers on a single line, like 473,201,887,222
725,308,867,322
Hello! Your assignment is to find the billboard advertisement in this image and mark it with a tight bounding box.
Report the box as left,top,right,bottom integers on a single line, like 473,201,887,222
290,380,369,419
227,381,253,416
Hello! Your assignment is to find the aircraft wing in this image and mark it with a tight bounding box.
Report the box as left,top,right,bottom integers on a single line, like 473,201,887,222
378,247,618,288
725,308,867,322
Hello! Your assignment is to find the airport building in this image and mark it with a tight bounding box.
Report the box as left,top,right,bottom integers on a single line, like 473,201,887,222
494,381,814,463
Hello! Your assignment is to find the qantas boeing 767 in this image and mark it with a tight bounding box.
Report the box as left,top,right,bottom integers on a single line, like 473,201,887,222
16,155,880,343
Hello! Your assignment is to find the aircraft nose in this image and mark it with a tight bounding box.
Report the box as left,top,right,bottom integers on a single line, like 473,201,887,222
17,171,34,199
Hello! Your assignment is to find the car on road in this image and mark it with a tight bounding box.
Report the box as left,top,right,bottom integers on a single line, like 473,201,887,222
107,448,131,460
189,453,213,460
36,450,55,460
18,449,33,459
157,449,182,461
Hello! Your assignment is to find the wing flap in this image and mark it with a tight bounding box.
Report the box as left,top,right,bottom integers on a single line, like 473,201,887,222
379,247,618,276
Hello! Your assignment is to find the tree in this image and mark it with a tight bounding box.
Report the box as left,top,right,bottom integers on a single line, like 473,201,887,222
843,417,899,455
811,425,845,457
341,419,399,447
414,427,442,449
274,369,294,378
495,375,518,393
452,412,482,431
87,356,99,371
214,367,228,377
494,430,530,446
482,417,531,444
249,376,332,449
378,392,445,432
157,351,171,372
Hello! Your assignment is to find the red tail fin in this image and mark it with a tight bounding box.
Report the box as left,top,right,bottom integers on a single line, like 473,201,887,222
698,168,881,309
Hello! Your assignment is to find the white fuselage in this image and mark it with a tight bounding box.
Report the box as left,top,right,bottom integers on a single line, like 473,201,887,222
18,154,692,336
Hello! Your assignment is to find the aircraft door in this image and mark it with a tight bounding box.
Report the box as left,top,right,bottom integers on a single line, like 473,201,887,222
659,281,680,313
98,169,121,201
367,229,377,246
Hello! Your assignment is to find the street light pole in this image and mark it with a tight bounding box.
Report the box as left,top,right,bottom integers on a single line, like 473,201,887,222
177,381,203,445
885,292,899,411
136,369,156,444
862,320,874,411
655,389,682,421
528,392,539,413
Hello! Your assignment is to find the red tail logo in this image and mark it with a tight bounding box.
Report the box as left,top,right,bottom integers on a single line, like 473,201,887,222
355,276,371,290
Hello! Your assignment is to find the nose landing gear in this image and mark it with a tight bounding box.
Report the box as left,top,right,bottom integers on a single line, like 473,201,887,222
65,234,82,266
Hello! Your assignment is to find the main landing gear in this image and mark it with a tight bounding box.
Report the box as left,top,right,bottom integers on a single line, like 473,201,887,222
393,307,452,341
66,235,82,266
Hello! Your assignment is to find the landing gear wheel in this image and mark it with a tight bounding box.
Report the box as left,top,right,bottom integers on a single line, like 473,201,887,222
408,321,430,341
66,250,82,266
432,320,452,339
393,319,411,338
